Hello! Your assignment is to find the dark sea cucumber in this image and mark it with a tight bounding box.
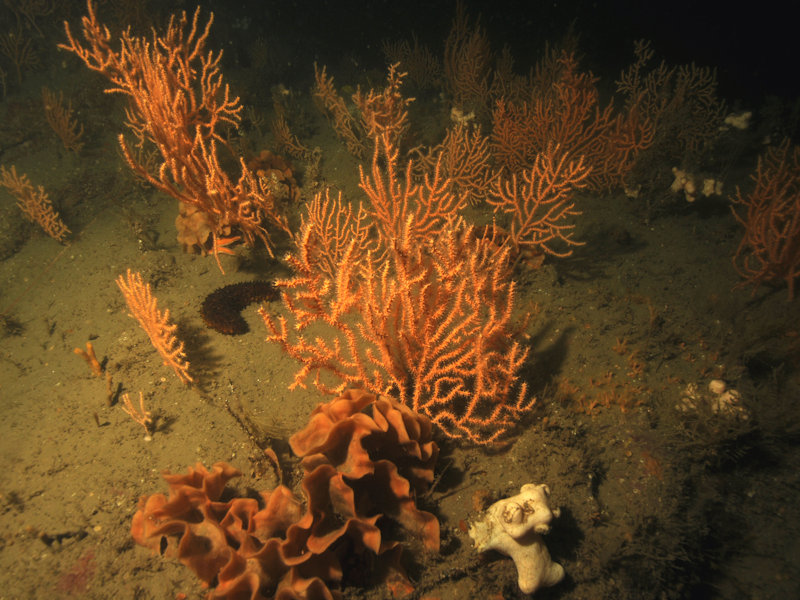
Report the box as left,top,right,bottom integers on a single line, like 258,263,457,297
200,280,278,335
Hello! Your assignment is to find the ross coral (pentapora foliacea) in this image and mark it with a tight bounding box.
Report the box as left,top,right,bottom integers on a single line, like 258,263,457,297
131,389,439,599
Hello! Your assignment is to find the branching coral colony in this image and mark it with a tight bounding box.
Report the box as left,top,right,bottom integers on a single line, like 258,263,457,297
732,139,800,299
261,135,535,446
60,0,290,270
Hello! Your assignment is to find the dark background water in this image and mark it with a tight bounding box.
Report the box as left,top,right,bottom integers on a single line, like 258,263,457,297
200,0,799,107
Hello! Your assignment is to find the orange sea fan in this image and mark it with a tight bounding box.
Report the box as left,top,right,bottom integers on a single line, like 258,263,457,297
263,214,533,445
116,268,193,385
488,144,590,259
731,139,800,299
61,1,290,265
0,165,70,243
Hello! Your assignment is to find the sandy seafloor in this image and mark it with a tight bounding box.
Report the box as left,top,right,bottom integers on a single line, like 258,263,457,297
1,1,799,599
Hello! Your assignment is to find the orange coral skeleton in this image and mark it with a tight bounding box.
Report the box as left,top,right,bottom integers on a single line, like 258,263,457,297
116,269,193,385
42,86,84,154
74,341,103,377
60,1,289,261
354,62,414,149
488,144,590,258
490,52,654,191
731,139,800,299
313,62,367,158
359,132,469,245
443,1,492,113
0,165,70,243
262,190,533,444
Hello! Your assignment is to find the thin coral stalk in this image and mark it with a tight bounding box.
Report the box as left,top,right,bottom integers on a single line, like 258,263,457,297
116,269,193,385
